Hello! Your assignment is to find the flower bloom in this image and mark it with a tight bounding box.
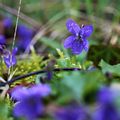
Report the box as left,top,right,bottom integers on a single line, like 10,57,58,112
0,35,6,45
93,87,120,120
54,105,87,120
3,48,17,68
3,17,12,28
17,24,33,51
11,84,51,120
64,19,93,54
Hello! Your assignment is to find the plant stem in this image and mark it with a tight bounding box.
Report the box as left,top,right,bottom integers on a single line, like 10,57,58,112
0,67,81,87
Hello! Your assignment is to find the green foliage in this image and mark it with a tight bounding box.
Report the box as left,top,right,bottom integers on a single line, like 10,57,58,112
50,69,106,105
85,0,93,15
0,54,45,86
0,0,120,119
87,45,120,65
0,99,13,120
99,59,120,77
12,54,46,85
61,70,105,101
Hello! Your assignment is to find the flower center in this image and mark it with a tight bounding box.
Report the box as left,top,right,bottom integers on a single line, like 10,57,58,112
76,33,83,42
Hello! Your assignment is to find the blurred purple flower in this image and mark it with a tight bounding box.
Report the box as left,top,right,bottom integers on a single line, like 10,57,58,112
93,104,120,120
11,84,51,120
54,105,87,120
3,17,12,28
93,87,120,120
18,37,31,51
64,19,93,54
3,47,17,68
17,24,33,38
97,87,113,104
0,35,6,45
17,24,33,50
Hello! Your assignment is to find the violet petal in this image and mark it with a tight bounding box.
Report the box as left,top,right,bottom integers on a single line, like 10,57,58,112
81,25,93,38
64,36,75,48
66,19,80,35
71,40,83,54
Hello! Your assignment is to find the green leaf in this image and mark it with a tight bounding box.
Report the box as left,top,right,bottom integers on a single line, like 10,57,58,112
62,72,85,101
0,99,13,120
99,59,120,77
61,70,105,101
57,58,72,68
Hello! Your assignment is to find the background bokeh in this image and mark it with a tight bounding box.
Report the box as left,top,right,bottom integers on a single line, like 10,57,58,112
0,0,120,66
0,1,120,120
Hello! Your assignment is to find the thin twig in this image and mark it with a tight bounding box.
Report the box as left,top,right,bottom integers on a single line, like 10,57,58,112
0,67,81,87
10,0,22,73
12,0,22,50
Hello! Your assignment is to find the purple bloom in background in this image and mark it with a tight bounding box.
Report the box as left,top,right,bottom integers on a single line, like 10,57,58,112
18,37,32,51
54,105,87,120
3,47,17,68
3,17,12,28
11,84,51,120
17,24,33,38
64,19,93,54
0,35,6,44
93,104,120,120
97,87,113,104
93,87,120,120
17,24,33,50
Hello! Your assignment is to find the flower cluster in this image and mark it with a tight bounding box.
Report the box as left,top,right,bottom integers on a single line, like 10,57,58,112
10,84,120,120
1,17,119,120
0,17,34,51
52,86,120,120
93,87,120,120
0,17,34,68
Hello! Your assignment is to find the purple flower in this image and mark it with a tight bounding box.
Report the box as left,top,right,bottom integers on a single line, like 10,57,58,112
97,87,113,104
54,105,87,120
0,35,6,45
17,24,33,50
93,104,120,120
93,87,120,120
17,24,33,38
64,19,93,54
17,37,31,50
11,84,51,120
3,17,12,28
3,48,17,68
